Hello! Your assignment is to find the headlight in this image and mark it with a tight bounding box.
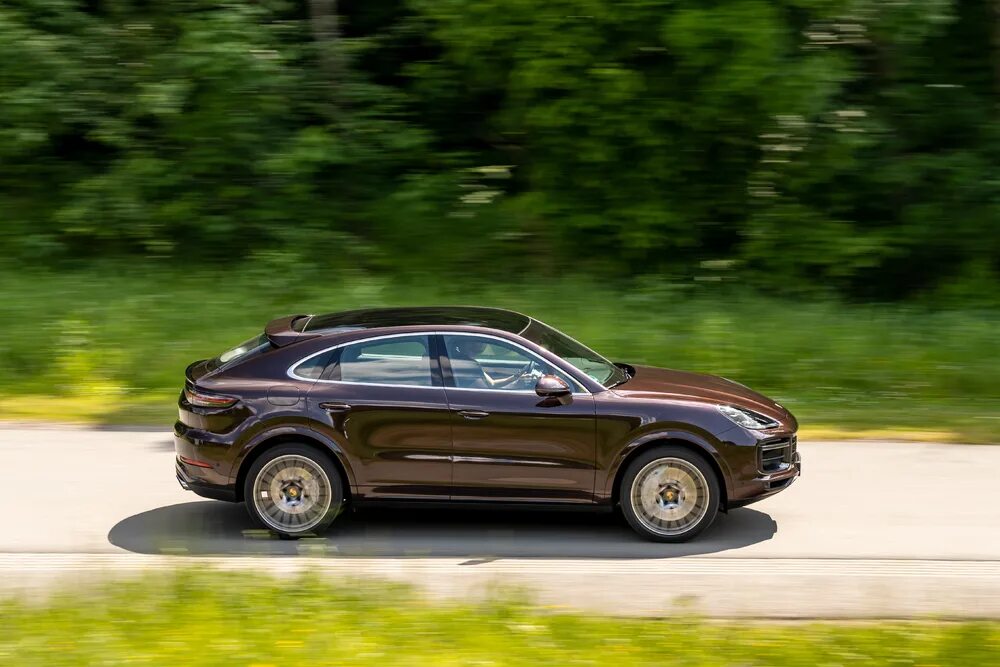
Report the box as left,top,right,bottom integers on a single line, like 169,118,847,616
717,405,779,430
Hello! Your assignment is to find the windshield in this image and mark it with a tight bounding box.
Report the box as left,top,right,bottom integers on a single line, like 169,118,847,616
520,319,627,387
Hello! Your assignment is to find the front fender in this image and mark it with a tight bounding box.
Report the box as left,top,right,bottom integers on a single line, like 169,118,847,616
599,426,736,505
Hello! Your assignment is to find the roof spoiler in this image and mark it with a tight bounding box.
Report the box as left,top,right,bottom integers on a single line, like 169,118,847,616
264,314,319,347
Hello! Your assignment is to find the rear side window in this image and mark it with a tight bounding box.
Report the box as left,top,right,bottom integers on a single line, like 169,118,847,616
336,336,433,386
294,335,434,387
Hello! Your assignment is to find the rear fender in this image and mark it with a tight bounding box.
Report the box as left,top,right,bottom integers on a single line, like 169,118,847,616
230,423,357,491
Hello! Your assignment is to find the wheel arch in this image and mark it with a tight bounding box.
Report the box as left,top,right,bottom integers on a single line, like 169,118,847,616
232,427,355,503
610,436,731,512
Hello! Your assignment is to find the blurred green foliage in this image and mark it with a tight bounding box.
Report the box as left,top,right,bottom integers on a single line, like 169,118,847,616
1,265,998,440
2,570,999,664
1,0,998,300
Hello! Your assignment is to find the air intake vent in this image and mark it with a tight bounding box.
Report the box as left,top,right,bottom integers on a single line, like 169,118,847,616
760,436,796,472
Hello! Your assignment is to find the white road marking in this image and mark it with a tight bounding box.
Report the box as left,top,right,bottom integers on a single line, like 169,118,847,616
2,553,1000,577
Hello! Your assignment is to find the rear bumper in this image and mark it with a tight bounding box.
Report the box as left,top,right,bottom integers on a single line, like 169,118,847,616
174,421,239,502
175,460,237,502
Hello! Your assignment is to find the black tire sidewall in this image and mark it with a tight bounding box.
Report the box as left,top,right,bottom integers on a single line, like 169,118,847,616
619,445,721,543
243,443,344,538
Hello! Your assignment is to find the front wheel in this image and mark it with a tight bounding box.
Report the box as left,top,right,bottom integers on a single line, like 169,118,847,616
619,446,720,542
243,444,345,538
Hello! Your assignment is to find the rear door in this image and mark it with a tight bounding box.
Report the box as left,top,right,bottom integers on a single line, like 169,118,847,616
441,332,598,503
302,334,453,499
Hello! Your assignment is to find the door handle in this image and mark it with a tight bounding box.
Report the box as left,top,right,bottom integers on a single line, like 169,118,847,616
319,402,352,413
458,409,489,420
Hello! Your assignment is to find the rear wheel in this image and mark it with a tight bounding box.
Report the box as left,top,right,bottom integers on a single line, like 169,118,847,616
243,444,344,538
619,446,720,542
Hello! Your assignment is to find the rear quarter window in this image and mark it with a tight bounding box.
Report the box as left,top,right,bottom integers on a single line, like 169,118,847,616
292,351,334,380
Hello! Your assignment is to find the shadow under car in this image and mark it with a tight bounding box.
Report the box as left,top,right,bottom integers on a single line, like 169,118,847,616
108,502,777,558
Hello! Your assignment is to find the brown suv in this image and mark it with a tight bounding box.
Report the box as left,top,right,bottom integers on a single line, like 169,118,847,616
175,307,800,542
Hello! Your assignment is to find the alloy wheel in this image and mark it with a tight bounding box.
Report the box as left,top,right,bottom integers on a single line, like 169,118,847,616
252,454,333,533
629,456,710,537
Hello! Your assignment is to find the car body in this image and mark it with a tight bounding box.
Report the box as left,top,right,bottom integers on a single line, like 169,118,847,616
175,307,800,541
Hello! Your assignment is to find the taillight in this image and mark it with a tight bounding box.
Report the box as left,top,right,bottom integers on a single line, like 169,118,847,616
184,388,238,408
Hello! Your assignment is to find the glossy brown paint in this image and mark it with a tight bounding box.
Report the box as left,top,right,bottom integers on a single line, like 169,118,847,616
445,387,597,502
615,365,796,428
307,382,454,499
174,308,800,512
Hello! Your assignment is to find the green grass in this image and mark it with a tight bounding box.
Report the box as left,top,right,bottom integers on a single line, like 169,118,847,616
1,571,997,665
1,262,998,441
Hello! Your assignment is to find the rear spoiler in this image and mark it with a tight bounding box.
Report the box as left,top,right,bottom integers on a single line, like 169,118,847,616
264,314,320,347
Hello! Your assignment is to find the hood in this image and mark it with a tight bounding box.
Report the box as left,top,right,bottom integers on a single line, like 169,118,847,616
613,365,795,428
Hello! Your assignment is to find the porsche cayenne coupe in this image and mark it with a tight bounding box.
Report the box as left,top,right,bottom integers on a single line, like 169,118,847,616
174,307,800,542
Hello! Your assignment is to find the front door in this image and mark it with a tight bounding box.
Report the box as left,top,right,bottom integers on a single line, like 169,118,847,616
305,333,452,499
440,333,597,503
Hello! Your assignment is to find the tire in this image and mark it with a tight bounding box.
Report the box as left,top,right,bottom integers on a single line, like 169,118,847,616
243,443,345,538
619,445,720,543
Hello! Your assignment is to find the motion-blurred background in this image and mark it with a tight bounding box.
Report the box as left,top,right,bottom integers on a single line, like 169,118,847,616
1,0,998,436
2,3,1000,663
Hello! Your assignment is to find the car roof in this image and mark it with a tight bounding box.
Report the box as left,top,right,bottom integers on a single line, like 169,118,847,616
300,307,531,336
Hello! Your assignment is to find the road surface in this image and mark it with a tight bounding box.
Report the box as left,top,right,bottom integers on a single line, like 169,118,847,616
2,426,999,618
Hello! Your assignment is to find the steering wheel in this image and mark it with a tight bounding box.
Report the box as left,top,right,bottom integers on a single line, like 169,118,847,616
512,360,543,388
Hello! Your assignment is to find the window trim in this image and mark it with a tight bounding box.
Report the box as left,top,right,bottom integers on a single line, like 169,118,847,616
287,331,591,394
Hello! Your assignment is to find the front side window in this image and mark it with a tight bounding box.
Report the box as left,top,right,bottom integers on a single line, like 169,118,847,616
443,334,574,391
327,335,434,387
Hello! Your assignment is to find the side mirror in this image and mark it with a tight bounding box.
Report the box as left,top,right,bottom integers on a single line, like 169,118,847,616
535,374,571,398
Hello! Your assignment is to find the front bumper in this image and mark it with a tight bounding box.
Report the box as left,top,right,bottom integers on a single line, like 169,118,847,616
728,450,801,509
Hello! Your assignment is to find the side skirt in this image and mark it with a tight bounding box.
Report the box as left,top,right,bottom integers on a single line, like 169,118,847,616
351,499,616,514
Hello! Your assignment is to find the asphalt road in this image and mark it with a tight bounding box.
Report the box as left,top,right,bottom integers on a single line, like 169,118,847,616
3,426,1000,618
